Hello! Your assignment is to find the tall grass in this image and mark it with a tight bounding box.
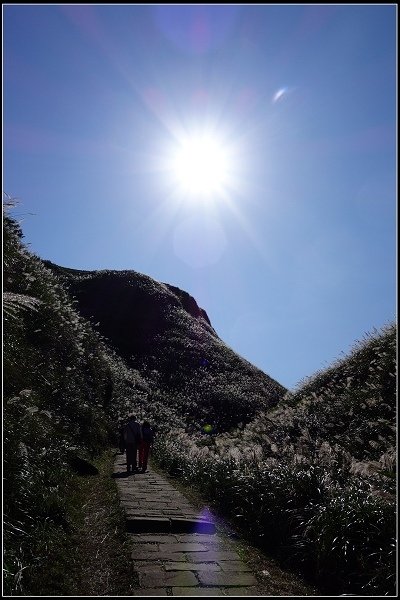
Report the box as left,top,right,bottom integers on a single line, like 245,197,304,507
153,324,396,596
3,208,143,594
153,431,395,595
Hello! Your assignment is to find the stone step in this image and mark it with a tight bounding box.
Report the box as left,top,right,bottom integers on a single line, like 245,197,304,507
126,515,216,534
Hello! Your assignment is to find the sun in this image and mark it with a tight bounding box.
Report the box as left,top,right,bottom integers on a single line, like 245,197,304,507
170,133,231,198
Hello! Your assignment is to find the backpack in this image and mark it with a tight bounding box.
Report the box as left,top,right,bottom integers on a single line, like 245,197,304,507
142,427,154,443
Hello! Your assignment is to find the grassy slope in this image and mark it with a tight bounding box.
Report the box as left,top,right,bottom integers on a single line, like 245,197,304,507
3,215,145,594
152,323,397,595
245,323,396,475
20,449,139,597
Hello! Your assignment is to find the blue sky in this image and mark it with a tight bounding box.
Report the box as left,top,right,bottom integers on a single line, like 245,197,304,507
4,5,396,390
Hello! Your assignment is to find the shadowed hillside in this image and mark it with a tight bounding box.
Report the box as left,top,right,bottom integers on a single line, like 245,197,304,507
45,262,286,431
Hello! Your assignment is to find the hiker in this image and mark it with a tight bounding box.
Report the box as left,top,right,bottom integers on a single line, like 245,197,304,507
123,414,142,473
138,421,155,473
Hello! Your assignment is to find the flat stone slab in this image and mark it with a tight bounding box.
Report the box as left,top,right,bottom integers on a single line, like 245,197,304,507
197,572,257,587
158,543,209,553
131,534,178,544
164,562,221,572
139,571,199,588
173,534,219,544
133,552,188,562
127,509,165,516
190,551,241,562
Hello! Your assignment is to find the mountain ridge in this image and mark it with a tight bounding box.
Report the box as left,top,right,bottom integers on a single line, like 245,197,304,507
44,261,215,331
43,260,287,431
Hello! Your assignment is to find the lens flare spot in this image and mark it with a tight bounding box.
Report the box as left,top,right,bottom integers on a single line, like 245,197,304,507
272,87,288,103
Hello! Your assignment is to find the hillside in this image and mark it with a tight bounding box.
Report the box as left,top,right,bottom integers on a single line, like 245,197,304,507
154,323,396,595
252,324,396,466
45,261,286,431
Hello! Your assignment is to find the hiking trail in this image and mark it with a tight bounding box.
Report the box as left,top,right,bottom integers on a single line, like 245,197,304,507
113,452,261,596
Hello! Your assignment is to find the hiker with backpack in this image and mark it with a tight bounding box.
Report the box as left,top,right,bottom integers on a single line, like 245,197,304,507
138,421,155,473
123,414,142,473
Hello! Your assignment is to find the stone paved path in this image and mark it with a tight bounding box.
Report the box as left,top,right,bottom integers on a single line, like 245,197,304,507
113,453,259,596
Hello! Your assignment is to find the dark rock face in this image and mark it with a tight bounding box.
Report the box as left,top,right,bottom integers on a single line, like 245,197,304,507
164,284,212,326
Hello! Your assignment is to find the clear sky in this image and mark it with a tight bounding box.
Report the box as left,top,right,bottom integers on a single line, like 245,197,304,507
3,4,397,390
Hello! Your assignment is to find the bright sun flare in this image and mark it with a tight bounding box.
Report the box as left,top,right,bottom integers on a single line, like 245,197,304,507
171,134,230,197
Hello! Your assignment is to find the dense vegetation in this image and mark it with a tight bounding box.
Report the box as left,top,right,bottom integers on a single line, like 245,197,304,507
3,201,396,596
153,324,397,596
3,209,145,594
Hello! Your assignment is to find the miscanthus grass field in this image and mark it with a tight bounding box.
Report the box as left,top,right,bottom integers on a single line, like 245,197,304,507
151,324,396,596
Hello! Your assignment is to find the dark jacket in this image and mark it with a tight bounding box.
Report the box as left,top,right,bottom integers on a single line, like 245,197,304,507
124,420,142,444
